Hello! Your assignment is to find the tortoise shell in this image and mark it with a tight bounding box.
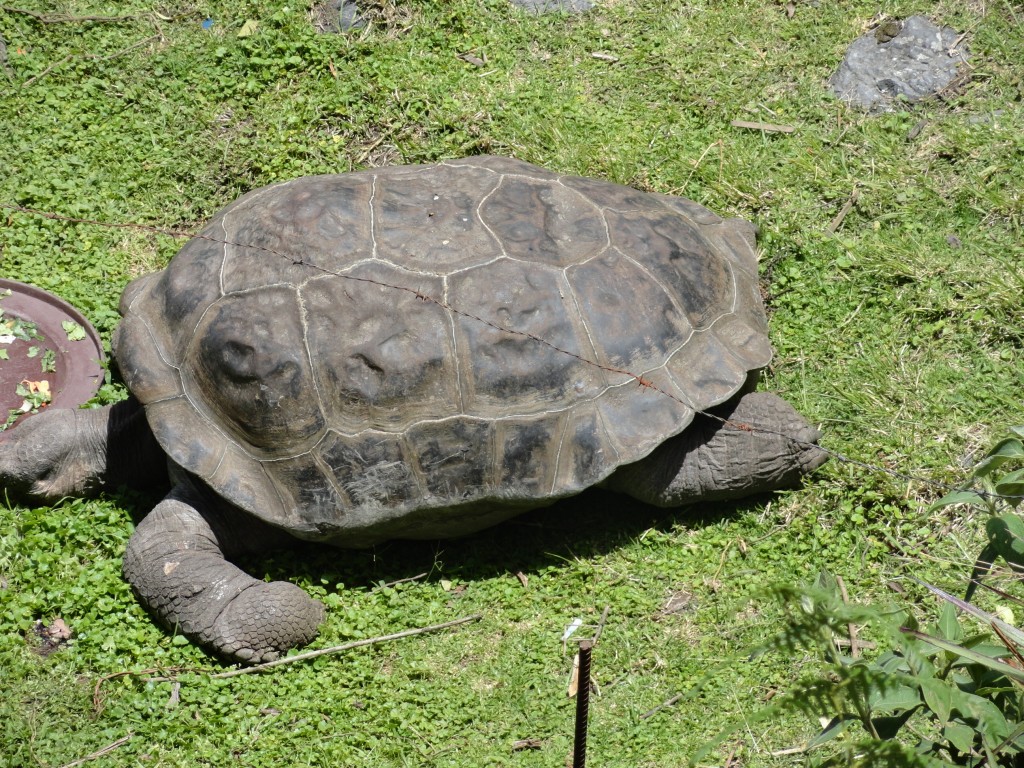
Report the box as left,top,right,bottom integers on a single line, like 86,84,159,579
113,156,771,544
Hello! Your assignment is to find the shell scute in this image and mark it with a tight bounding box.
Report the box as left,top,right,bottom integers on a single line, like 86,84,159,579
319,431,421,512
183,286,325,454
497,415,562,497
604,208,734,330
407,417,494,500
478,175,607,267
449,258,594,413
221,175,375,290
566,250,692,371
301,265,457,432
373,163,501,272
554,407,608,491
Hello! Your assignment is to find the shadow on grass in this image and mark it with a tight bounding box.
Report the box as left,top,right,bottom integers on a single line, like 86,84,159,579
237,487,767,596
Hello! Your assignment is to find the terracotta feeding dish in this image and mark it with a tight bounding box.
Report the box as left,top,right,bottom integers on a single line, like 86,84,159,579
0,279,105,432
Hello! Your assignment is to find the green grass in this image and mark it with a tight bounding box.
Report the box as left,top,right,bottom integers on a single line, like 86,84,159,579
1,0,1022,765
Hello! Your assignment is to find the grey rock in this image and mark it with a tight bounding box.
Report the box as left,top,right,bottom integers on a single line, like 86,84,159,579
338,1,366,30
311,0,366,34
829,15,969,112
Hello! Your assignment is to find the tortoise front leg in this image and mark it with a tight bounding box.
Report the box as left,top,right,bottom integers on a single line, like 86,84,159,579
123,479,324,663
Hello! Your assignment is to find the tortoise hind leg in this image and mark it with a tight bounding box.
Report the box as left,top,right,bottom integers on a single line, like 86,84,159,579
604,392,827,507
123,477,324,663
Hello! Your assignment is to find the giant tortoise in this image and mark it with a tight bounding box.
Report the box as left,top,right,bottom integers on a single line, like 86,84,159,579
0,156,826,662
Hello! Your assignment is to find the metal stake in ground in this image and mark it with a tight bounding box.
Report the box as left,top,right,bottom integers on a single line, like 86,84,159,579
573,639,593,768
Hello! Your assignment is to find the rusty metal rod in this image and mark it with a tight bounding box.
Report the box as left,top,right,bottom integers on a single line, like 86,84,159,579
573,639,593,768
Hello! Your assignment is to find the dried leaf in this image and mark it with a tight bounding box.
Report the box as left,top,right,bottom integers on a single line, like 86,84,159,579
511,738,542,751
47,617,71,640
31,617,72,656
458,52,486,67
238,19,259,37
661,590,696,615
515,571,528,588
567,651,580,697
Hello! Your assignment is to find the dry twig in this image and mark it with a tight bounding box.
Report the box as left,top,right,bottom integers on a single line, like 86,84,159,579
22,34,160,87
835,575,863,658
57,733,132,768
826,187,859,235
0,6,139,23
639,692,682,719
730,119,795,134
93,615,482,708
591,605,611,645
211,614,482,679
376,571,428,589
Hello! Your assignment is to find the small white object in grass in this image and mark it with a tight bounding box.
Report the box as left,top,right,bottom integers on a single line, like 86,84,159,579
561,618,583,643
0,335,14,344
996,606,1015,626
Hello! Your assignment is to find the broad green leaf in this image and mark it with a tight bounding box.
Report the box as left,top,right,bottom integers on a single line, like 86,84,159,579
967,543,999,600
872,710,918,740
1010,427,1024,440
804,715,854,750
867,679,921,712
943,722,976,753
976,438,1024,477
995,720,1024,753
995,469,1024,500
902,628,1024,684
919,581,1024,648
936,602,962,644
961,693,1011,749
920,677,953,723
986,514,1024,569
932,490,986,510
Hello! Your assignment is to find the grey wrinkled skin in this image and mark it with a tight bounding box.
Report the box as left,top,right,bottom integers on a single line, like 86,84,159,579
829,15,969,113
0,156,826,663
122,474,324,663
604,392,825,506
